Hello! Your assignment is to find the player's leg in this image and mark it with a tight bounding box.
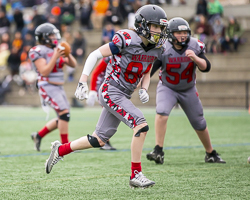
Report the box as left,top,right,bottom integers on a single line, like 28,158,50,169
99,83,155,188
45,107,120,174
57,109,70,144
147,82,177,164
31,118,58,151
179,87,226,163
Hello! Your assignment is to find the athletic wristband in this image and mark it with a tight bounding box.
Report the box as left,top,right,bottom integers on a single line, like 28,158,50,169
82,49,103,76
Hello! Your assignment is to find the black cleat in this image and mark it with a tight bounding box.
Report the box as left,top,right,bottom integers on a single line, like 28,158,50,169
31,132,41,151
205,150,226,163
146,151,164,164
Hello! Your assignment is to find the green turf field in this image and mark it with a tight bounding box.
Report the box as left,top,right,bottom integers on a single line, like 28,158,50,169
0,106,250,199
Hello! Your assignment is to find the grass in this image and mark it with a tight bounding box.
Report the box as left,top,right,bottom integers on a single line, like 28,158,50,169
0,106,250,200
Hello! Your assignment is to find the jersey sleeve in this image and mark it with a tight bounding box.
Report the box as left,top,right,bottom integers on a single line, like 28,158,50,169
111,30,132,52
196,39,206,54
28,46,43,62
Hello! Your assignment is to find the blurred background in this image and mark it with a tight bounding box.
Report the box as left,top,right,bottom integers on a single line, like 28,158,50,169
0,0,250,109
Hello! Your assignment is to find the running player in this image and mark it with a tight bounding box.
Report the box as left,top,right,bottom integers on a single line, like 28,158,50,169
45,5,168,189
147,17,226,164
29,23,77,151
87,57,116,150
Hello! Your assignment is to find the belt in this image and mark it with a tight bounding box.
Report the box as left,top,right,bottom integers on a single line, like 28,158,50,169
109,79,133,95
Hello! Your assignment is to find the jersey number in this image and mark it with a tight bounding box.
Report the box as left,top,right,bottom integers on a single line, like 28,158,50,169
124,62,151,84
166,62,194,84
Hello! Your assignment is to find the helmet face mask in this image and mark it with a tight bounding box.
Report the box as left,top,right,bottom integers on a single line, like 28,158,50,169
35,23,61,48
167,17,191,47
134,5,168,47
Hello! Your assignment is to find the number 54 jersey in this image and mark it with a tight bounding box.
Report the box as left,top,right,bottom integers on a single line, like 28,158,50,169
105,29,164,95
159,37,205,91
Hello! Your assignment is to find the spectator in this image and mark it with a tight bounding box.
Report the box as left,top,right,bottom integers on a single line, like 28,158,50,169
22,22,35,41
19,44,37,93
13,8,25,32
1,32,11,49
71,30,86,66
31,6,47,28
210,15,224,53
12,31,23,53
196,0,208,18
207,0,223,24
78,0,93,30
91,0,109,30
101,22,115,45
127,0,142,29
0,9,10,34
0,43,10,70
60,0,75,26
0,0,6,14
221,16,243,52
7,47,21,77
194,14,213,46
104,0,127,28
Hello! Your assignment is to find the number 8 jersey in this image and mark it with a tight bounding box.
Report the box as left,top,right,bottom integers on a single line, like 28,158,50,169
159,37,205,91
106,29,164,94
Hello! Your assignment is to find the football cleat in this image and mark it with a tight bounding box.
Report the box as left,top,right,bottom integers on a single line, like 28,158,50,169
146,151,164,164
129,170,155,189
205,150,226,163
45,141,63,174
31,132,41,151
100,141,116,150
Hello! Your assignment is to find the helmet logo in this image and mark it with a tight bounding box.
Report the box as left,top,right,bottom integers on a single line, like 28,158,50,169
178,25,188,30
160,19,168,26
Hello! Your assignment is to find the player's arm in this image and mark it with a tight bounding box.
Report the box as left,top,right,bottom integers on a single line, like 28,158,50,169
185,50,211,72
78,43,112,83
141,70,151,92
34,48,63,77
64,54,77,68
150,59,162,77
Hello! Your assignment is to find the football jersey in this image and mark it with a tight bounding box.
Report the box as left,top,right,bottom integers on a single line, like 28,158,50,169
28,45,65,84
159,37,205,91
105,29,164,92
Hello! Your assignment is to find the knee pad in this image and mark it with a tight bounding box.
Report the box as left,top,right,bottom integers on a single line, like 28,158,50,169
135,125,149,137
191,118,207,131
59,113,70,122
87,134,101,147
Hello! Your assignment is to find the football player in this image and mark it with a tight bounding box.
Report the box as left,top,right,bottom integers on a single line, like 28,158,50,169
45,4,168,189
87,57,116,150
147,17,226,164
29,23,77,151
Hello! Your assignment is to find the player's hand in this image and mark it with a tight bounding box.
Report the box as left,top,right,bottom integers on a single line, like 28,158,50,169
86,90,98,106
75,82,89,101
185,49,196,61
139,88,149,104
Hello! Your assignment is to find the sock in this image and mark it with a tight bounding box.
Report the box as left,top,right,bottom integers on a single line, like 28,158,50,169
131,162,141,179
154,145,163,153
60,133,69,144
38,126,50,138
58,142,73,156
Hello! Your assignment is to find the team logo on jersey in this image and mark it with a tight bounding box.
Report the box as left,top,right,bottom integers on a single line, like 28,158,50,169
113,35,120,44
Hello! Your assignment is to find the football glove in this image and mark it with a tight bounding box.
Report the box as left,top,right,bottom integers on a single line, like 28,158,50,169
75,82,89,101
139,88,149,104
86,90,98,106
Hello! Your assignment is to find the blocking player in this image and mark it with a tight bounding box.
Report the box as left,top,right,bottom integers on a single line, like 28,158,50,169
87,57,116,150
29,23,77,151
45,5,168,189
147,17,226,164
